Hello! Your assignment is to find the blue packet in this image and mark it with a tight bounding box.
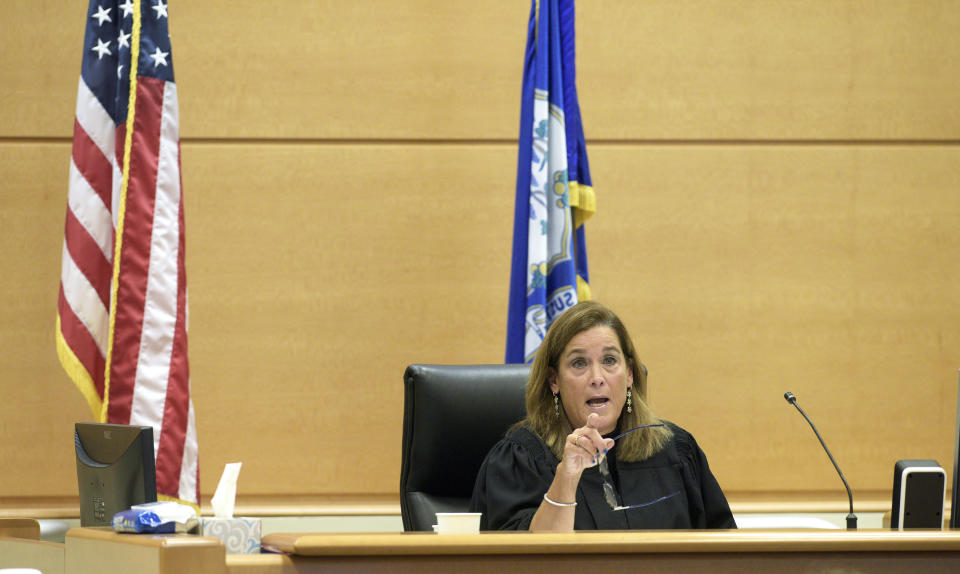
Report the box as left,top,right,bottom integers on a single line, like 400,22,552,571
112,508,176,533
111,501,198,533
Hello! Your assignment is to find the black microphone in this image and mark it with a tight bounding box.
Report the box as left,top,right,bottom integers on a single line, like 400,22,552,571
784,391,857,530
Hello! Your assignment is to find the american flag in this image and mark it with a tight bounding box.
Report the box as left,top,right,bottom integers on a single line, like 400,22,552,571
57,0,199,508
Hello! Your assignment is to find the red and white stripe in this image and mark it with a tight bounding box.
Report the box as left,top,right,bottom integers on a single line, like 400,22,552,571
58,72,199,505
59,76,118,403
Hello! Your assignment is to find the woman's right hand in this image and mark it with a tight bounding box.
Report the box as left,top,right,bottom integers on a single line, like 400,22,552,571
557,413,615,478
533,414,615,531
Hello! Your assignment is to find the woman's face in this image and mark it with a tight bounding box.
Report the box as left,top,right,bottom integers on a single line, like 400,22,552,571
549,325,633,435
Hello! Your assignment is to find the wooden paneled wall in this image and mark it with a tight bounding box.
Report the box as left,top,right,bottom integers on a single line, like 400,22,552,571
2,1,959,516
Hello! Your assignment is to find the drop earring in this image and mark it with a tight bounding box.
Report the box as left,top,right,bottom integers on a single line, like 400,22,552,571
553,393,560,417
626,388,632,414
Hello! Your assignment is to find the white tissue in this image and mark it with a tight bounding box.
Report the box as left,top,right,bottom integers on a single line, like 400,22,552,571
211,462,242,518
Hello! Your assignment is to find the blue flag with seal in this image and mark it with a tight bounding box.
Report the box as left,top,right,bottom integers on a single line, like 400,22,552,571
506,0,595,364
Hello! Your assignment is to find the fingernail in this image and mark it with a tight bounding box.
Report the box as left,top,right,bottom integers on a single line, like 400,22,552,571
603,448,608,454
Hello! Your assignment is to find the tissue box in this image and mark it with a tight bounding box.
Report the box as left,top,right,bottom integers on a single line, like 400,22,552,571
201,517,261,554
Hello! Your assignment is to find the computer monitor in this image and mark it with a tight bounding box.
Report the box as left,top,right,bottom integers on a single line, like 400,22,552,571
75,422,157,527
951,371,960,529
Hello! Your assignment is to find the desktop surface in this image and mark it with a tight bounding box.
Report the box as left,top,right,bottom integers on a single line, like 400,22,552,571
261,528,960,555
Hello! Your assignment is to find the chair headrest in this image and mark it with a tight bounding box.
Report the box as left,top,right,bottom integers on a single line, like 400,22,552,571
400,364,529,497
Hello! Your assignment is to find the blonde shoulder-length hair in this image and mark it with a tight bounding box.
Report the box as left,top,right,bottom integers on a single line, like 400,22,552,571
515,300,672,462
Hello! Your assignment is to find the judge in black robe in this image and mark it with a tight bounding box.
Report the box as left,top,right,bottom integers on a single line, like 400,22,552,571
468,300,736,531
470,422,736,530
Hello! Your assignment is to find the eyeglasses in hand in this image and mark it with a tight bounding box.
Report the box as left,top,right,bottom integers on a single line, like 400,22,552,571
596,424,681,511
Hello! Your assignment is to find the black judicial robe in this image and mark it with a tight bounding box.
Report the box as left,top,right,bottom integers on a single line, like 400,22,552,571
469,422,737,531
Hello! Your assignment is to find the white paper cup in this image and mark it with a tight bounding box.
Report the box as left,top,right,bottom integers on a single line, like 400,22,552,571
435,512,481,534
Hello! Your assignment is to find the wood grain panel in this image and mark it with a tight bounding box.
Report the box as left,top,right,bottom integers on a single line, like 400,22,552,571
2,1,959,140
65,527,225,574
181,142,517,496
0,517,41,539
0,141,517,501
578,1,960,140
245,531,960,574
0,143,91,497
1,141,956,509
588,144,960,494
0,537,64,574
263,529,960,555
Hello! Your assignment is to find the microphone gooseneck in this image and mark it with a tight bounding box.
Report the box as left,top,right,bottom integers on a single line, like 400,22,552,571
783,391,857,530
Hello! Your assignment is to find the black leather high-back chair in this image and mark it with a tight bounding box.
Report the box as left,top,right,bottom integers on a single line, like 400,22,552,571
400,363,530,532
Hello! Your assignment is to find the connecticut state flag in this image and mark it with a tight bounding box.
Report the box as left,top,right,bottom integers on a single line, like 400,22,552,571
56,0,199,509
506,0,595,363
